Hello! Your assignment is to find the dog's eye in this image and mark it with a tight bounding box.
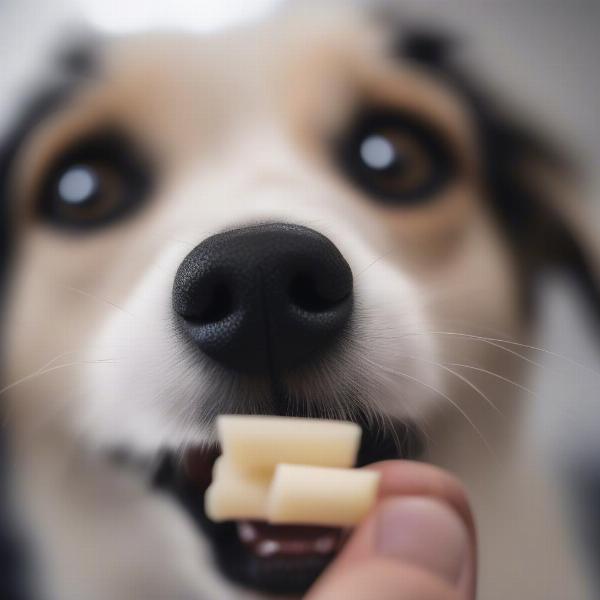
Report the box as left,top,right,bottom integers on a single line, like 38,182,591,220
339,110,456,205
37,131,152,229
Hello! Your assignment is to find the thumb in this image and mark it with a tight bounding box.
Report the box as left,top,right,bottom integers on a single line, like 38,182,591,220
306,497,473,600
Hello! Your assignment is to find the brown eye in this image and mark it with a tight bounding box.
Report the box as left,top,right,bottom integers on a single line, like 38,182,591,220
38,131,152,230
339,110,456,206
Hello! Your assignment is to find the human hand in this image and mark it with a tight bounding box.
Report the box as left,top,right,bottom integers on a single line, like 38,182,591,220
306,461,476,600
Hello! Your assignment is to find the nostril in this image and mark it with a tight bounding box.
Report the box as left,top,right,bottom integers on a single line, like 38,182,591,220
194,282,234,324
288,272,349,312
177,279,235,325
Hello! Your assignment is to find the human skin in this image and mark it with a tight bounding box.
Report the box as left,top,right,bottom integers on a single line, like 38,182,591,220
307,461,477,600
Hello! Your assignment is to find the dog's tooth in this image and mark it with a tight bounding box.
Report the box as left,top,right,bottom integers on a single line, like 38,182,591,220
255,540,281,557
313,535,337,555
237,522,259,543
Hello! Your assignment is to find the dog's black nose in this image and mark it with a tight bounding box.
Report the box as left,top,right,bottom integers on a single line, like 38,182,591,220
172,223,353,375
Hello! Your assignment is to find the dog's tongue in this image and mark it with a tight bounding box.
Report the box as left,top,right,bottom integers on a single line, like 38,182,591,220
236,521,343,557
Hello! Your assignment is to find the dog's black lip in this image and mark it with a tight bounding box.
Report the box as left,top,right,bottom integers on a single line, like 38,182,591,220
149,419,423,596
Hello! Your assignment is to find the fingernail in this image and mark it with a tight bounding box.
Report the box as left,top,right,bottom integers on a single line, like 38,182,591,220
375,497,468,585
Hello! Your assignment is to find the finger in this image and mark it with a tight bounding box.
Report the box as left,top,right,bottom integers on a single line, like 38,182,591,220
306,559,462,600
369,460,476,544
316,461,477,599
307,496,471,600
367,460,477,597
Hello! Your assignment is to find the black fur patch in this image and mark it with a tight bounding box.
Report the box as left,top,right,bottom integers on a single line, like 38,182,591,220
0,46,98,600
0,86,75,299
398,28,600,333
0,87,73,600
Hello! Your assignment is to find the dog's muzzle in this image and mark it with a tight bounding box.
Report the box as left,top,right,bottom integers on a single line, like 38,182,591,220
160,223,422,594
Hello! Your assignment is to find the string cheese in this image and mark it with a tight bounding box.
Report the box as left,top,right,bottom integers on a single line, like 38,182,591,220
205,458,270,521
206,415,380,526
218,415,361,473
268,464,380,527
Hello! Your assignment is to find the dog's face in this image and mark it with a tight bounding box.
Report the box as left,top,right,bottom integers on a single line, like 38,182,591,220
3,6,584,597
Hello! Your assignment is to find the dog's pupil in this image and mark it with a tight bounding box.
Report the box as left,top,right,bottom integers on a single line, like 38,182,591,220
57,164,99,205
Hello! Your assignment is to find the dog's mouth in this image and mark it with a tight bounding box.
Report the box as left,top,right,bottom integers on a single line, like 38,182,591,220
149,419,423,596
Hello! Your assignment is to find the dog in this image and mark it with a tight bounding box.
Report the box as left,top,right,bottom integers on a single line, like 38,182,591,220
1,4,598,599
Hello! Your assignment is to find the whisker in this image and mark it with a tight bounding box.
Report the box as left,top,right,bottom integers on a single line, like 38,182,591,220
354,245,399,280
379,410,405,456
362,356,495,457
398,354,504,417
0,359,116,398
427,330,600,378
402,330,546,370
33,349,86,373
431,317,516,340
33,346,122,371
446,363,537,397
61,284,135,318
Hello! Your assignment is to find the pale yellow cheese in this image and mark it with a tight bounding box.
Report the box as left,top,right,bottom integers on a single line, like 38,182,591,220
267,464,380,527
218,415,361,473
211,456,271,484
205,416,379,527
204,460,270,522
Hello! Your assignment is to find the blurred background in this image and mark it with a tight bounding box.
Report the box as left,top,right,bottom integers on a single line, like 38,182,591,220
1,0,599,595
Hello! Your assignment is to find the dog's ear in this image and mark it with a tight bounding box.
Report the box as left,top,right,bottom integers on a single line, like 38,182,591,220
393,24,600,332
516,146,600,333
0,37,95,305
477,107,600,333
398,28,460,68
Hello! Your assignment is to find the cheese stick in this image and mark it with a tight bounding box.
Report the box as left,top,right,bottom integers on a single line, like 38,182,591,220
204,460,270,522
211,456,270,483
267,464,380,527
218,415,361,473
